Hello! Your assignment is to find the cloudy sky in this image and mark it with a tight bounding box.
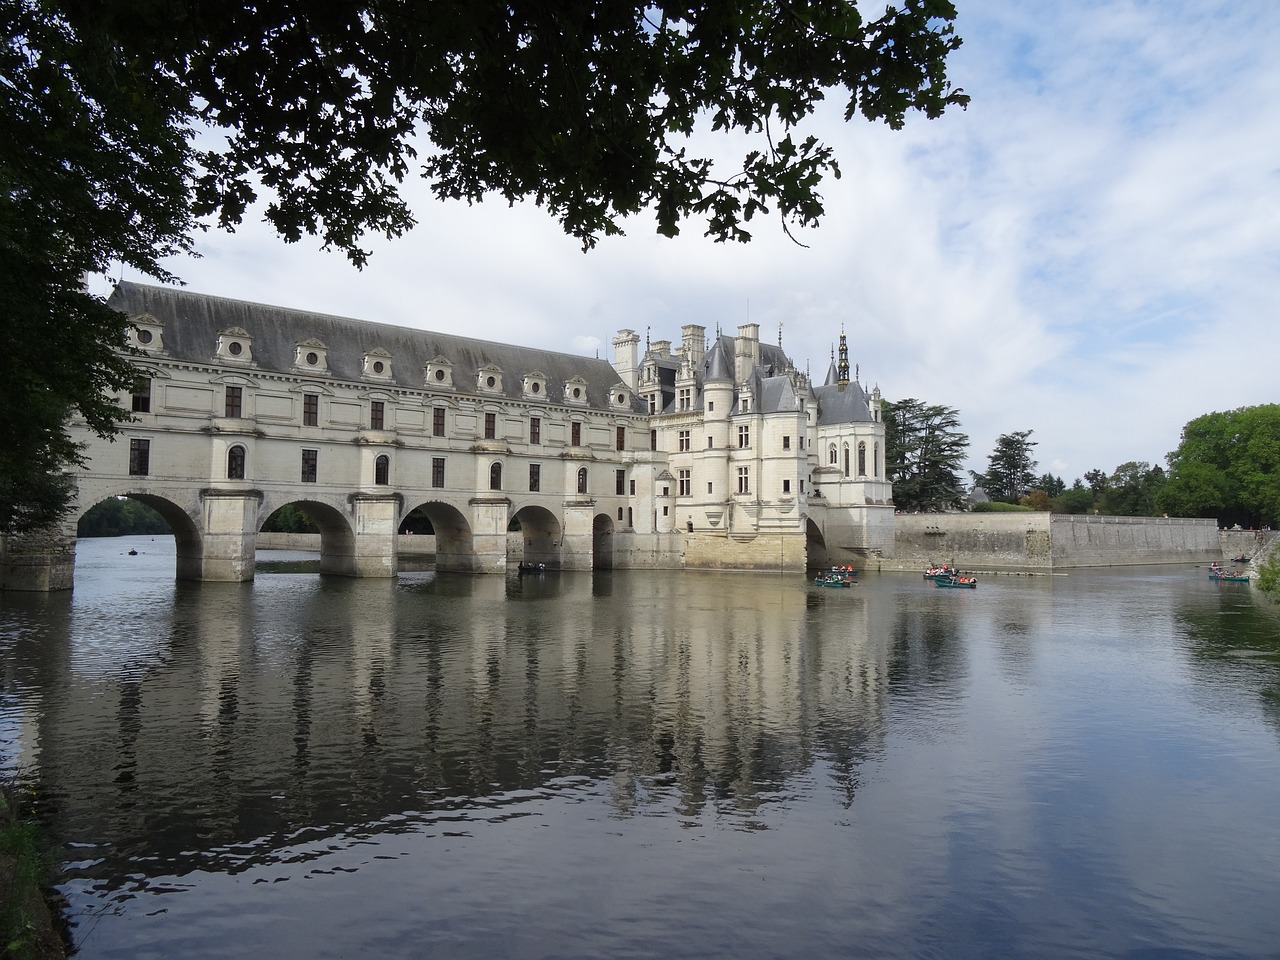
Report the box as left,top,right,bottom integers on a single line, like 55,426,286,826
98,0,1280,482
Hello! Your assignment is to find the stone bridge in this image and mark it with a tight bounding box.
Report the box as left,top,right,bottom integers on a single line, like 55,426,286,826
2,473,621,592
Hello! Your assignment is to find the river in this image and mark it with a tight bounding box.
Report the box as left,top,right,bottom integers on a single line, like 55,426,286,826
2,536,1279,959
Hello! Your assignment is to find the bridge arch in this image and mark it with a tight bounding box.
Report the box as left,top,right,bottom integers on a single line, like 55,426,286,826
509,503,562,568
805,516,829,569
400,498,476,572
260,496,357,576
73,487,205,579
593,512,614,570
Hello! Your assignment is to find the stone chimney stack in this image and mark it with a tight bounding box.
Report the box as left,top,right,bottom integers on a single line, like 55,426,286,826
612,329,641,391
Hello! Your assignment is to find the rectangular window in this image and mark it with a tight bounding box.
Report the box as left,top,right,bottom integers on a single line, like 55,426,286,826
301,449,318,483
571,422,582,446
737,466,749,494
529,463,541,492
370,401,385,431
737,425,750,448
484,412,496,440
650,430,657,451
707,482,713,494
530,416,541,444
629,479,636,496
433,407,446,437
662,505,669,517
678,388,691,411
128,438,150,476
708,401,714,412
615,426,625,451
432,457,445,488
225,385,242,419
648,396,657,414
800,479,805,493
678,469,690,497
131,378,151,413
303,393,319,426
616,469,626,496
783,479,791,494
707,436,713,449
678,430,690,452
782,435,791,450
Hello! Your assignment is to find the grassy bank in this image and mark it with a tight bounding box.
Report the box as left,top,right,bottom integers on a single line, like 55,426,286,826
0,785,64,960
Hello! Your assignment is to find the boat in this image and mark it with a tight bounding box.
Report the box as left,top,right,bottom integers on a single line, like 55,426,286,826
1209,571,1250,583
814,573,856,588
517,561,549,573
934,576,977,589
924,565,958,580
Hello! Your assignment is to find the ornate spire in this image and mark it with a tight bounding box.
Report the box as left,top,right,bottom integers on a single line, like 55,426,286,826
837,329,850,386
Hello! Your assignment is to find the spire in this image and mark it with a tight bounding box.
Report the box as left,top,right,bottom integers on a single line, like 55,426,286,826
837,328,850,386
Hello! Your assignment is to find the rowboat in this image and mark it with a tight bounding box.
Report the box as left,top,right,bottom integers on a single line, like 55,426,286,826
924,565,958,581
934,576,977,589
1209,572,1250,583
814,573,856,588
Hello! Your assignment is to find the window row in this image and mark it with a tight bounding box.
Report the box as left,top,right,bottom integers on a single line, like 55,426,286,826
827,441,882,479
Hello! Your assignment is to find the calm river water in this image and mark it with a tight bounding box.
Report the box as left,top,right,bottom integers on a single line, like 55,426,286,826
2,536,1280,959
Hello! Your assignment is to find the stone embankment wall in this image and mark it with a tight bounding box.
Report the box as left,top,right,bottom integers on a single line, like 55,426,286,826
256,533,437,556
885,513,1220,572
1219,529,1276,563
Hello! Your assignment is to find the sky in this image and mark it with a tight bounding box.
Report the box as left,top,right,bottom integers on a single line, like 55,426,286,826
95,0,1280,482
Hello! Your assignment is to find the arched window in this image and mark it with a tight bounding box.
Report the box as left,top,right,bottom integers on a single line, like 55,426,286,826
489,461,502,490
843,443,850,478
227,444,246,480
858,442,866,477
374,454,390,485
577,467,588,494
874,442,880,478
828,443,838,465
617,507,624,520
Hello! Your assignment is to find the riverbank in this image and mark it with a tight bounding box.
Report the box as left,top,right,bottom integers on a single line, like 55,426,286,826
0,787,65,960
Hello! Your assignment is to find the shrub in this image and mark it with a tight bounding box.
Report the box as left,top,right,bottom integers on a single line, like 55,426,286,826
1257,553,1280,598
972,501,1034,513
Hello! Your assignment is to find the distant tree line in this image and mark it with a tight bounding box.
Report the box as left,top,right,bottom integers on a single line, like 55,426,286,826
882,399,1279,528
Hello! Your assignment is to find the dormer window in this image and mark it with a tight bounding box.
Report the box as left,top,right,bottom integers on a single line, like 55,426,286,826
425,356,454,390
477,364,504,394
564,376,588,404
129,313,165,352
362,348,394,381
610,388,631,411
293,338,328,373
215,326,253,363
522,372,547,400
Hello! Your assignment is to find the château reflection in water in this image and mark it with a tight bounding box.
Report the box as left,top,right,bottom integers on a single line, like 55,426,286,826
3,538,1280,960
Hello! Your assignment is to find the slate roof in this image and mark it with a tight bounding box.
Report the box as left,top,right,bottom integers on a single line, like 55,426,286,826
109,282,645,413
813,381,875,425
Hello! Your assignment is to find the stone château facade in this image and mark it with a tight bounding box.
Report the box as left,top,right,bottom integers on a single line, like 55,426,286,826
25,282,893,585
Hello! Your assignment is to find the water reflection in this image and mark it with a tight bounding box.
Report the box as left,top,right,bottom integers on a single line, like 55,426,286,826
2,545,1280,960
